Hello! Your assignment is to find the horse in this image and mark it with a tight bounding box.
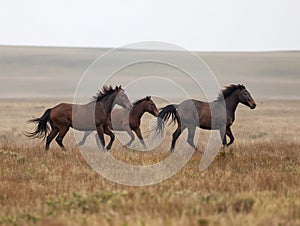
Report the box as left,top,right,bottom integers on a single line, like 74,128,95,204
78,96,159,148
26,85,132,151
155,84,256,151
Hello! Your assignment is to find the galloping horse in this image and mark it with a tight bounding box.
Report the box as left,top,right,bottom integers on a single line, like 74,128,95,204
26,85,132,151
155,84,256,151
78,96,159,148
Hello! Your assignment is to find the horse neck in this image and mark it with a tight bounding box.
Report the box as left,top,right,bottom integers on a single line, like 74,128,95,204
98,93,117,115
225,92,239,117
129,103,146,124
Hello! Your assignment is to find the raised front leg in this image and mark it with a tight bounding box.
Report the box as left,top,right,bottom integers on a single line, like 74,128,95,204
96,125,106,151
134,128,146,149
226,127,234,147
219,128,227,146
78,131,92,146
187,126,196,149
104,126,115,151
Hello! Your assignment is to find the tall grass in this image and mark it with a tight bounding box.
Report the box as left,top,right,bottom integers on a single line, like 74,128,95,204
0,100,299,226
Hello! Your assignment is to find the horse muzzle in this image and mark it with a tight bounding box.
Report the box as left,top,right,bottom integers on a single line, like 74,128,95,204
249,102,256,109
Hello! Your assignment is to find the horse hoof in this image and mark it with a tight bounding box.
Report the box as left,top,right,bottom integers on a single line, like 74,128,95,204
123,144,131,149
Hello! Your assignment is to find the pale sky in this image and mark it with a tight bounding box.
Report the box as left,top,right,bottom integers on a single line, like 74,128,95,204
1,0,300,51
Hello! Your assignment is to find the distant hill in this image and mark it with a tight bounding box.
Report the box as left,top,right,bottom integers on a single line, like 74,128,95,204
0,46,299,100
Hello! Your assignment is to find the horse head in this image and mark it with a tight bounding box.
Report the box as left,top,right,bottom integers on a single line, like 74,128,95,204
144,96,159,117
114,86,132,110
237,84,256,109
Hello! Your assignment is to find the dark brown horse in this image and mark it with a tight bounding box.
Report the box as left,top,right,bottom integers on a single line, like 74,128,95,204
26,85,132,151
155,84,256,151
78,96,159,148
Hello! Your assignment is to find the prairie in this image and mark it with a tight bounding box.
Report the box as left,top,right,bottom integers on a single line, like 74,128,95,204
0,46,299,225
0,99,299,226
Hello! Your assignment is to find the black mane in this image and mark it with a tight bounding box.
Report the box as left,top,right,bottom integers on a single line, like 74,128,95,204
216,84,245,101
132,96,149,106
93,85,119,102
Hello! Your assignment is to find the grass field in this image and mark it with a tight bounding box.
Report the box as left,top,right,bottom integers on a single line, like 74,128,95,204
0,99,299,226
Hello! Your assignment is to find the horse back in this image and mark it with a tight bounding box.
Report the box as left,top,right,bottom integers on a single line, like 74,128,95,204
50,103,73,127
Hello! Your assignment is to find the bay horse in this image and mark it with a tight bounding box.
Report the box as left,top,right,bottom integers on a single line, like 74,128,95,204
78,96,159,148
155,84,256,151
26,85,132,151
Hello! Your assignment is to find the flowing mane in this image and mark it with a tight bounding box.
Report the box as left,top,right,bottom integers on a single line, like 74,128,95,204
216,84,245,101
93,85,119,102
132,96,150,107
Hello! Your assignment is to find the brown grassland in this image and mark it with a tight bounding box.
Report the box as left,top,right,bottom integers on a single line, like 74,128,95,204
0,99,300,226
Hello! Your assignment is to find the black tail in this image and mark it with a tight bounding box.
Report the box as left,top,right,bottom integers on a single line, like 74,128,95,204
25,109,51,139
154,104,180,138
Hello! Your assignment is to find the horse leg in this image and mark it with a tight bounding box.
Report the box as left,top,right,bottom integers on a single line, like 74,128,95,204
45,126,59,151
78,131,92,146
226,127,234,147
55,126,69,150
170,124,186,152
187,126,196,149
104,126,115,151
134,127,146,149
124,126,135,147
96,125,106,151
219,128,227,147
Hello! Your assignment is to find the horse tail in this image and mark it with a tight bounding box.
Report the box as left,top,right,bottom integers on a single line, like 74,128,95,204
25,109,52,140
154,104,180,138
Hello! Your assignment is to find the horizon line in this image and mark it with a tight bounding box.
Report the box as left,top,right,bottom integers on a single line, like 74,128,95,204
1,44,299,54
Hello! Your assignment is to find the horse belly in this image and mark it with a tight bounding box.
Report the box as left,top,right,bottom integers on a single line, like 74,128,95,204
72,108,96,131
110,120,125,131
73,118,96,131
199,117,223,130
198,111,212,129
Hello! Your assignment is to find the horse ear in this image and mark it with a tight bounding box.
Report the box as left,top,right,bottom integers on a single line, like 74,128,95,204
146,96,151,100
119,85,122,89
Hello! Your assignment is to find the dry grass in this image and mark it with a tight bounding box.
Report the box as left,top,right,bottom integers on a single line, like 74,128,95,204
0,99,299,226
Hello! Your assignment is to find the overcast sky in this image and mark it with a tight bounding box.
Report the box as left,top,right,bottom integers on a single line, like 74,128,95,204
1,0,300,51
